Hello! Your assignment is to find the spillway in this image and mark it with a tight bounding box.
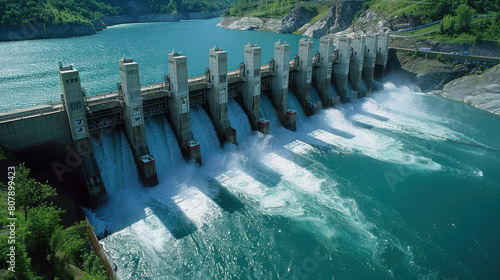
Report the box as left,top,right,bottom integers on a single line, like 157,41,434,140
287,89,306,123
190,105,221,159
144,116,184,172
330,82,339,97
228,98,252,143
260,93,282,133
92,131,140,196
311,86,322,103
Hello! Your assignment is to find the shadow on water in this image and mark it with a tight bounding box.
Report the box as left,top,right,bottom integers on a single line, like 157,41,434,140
274,149,315,168
244,162,283,188
321,126,356,139
350,120,375,130
148,199,198,239
358,110,389,122
198,180,245,213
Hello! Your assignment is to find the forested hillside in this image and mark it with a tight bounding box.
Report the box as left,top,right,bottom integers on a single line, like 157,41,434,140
0,0,234,27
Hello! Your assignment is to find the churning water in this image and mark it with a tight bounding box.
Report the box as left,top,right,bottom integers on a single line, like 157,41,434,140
86,82,500,279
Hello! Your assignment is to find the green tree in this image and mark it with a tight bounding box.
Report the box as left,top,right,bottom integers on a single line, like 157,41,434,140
50,221,87,268
24,205,62,271
80,252,107,280
442,14,457,35
456,4,474,30
14,163,56,220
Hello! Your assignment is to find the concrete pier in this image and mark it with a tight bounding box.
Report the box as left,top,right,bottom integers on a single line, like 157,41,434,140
332,36,357,103
167,51,201,163
363,33,382,93
294,38,321,116
349,35,367,98
119,58,158,186
207,46,237,144
242,43,267,134
270,40,296,131
58,63,106,207
375,32,390,79
314,36,339,107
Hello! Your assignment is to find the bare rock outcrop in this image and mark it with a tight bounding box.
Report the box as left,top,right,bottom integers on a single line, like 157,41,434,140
441,64,500,115
301,0,363,38
277,6,316,34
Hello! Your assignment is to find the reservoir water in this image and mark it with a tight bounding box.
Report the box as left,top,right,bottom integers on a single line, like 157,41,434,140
2,18,500,279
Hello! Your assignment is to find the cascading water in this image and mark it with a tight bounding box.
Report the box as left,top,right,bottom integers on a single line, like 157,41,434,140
259,93,282,133
144,116,183,173
361,78,368,92
347,80,355,90
227,98,252,144
310,86,322,103
286,89,306,122
329,82,338,96
190,105,221,159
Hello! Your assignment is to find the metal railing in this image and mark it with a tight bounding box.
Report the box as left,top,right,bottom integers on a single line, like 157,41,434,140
0,104,64,123
188,75,206,86
85,91,121,106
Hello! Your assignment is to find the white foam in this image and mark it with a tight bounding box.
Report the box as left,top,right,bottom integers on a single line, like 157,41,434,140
260,152,325,192
284,140,316,155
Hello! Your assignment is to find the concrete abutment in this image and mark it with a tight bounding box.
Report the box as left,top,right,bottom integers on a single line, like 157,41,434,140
166,51,202,163
119,58,158,187
58,64,106,208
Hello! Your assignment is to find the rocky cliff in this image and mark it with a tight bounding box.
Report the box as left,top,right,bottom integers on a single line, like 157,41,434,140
385,49,472,92
441,65,500,115
299,1,362,38
216,16,282,31
218,1,363,38
277,7,316,34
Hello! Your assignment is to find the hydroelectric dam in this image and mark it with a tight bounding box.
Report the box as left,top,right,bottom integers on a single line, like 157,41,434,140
0,33,389,208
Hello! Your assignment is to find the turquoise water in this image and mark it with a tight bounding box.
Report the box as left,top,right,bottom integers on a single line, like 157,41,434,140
3,18,500,279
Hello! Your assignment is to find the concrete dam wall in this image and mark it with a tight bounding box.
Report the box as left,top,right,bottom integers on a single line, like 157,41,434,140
0,33,390,208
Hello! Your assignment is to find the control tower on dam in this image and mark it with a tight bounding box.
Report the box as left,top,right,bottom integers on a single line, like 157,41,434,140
0,33,389,207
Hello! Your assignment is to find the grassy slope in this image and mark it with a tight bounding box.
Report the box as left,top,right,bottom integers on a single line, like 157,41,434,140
368,0,499,44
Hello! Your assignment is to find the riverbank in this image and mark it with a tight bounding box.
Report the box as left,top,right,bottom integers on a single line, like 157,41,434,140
0,10,223,42
440,64,500,116
385,48,500,116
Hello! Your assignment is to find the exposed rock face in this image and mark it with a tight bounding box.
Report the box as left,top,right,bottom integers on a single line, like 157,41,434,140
218,1,363,38
386,49,472,92
277,6,316,34
345,10,391,35
441,64,500,115
301,1,363,38
217,16,282,31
